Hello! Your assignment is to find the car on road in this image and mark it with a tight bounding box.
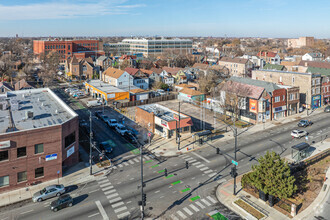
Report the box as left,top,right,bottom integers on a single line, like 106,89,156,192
115,124,128,136
124,131,137,144
298,119,313,127
86,100,102,107
100,115,109,123
291,130,308,138
324,106,330,113
99,141,113,154
50,194,73,212
32,184,65,202
107,119,118,128
95,111,103,118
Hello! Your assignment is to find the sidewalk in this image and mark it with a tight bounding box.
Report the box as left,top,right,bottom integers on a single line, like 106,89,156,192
215,140,330,220
148,106,325,157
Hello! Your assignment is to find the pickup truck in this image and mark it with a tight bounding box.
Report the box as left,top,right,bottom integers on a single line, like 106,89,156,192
298,119,313,127
86,100,102,107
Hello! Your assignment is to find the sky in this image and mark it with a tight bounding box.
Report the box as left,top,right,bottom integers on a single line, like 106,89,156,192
0,0,329,38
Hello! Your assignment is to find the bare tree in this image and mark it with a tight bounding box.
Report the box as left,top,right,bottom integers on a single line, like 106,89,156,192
0,54,15,82
39,51,60,87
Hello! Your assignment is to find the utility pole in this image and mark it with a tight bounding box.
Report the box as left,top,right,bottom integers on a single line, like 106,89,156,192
89,111,93,175
140,140,144,219
233,105,237,196
178,101,181,151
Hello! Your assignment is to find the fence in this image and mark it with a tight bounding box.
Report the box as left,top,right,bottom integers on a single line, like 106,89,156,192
304,148,330,167
117,94,177,108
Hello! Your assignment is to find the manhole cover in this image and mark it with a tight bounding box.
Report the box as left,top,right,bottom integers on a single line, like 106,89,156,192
149,207,153,210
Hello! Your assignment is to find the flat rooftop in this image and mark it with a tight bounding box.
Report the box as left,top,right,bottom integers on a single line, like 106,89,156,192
85,80,127,93
0,88,77,134
139,104,189,122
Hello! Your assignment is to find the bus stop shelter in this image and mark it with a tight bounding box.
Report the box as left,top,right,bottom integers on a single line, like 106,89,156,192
194,130,212,146
291,142,311,161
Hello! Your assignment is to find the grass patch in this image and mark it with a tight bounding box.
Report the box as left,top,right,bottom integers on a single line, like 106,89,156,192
234,199,265,220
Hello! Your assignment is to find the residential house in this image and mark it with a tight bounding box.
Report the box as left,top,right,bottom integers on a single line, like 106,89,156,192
65,56,96,80
178,88,205,103
263,63,287,71
14,79,34,91
175,84,196,92
96,56,112,70
280,61,307,72
252,69,322,109
141,69,161,87
0,82,14,94
129,88,150,101
257,51,281,65
302,53,323,61
101,67,134,88
173,70,188,84
241,55,265,69
287,37,314,48
125,67,149,90
160,67,180,87
298,60,330,69
218,57,253,77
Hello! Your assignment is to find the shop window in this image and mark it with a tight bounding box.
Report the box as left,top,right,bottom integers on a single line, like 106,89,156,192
34,144,44,154
17,147,26,158
35,167,44,178
17,171,27,183
0,151,9,161
65,132,76,148
274,96,280,102
0,175,9,187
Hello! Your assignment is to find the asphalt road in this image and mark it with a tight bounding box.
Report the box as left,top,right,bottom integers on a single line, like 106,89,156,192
0,91,329,220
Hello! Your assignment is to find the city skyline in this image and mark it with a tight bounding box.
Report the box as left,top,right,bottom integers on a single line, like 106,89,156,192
0,0,330,38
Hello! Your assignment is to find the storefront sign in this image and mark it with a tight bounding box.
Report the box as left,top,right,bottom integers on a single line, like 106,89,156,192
0,141,10,149
45,154,58,161
274,105,286,112
173,114,179,120
161,120,168,127
312,95,321,101
249,99,258,113
67,146,75,158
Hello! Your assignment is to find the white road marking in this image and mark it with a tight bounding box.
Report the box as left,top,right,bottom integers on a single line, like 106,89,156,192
106,193,119,199
117,182,122,184
104,189,117,195
133,158,139,163
88,213,100,218
204,170,213,174
160,195,165,198
207,196,217,204
208,173,217,177
192,162,201,166
20,210,34,215
98,176,107,180
155,190,160,193
185,157,195,161
118,164,123,168
191,177,196,180
89,189,100,194
126,201,132,204
144,155,151,160
109,197,122,204
117,211,130,219
183,207,193,215
201,199,211,206
189,204,199,212
102,185,114,191
114,206,127,213
100,182,112,188
112,201,124,208
200,167,208,171
98,179,109,184
191,152,210,163
170,214,179,220
123,162,130,166
195,201,205,209
177,210,187,219
130,178,135,180
95,200,109,220
128,160,134,164
196,164,205,168
188,159,197,163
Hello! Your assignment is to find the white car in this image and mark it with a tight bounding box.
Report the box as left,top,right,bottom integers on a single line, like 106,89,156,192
107,119,118,128
115,124,128,136
291,130,308,138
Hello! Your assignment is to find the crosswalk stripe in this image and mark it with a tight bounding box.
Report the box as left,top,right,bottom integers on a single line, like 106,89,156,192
106,193,119,199
170,214,179,220
196,164,205,168
200,167,208,171
195,201,205,209
100,182,112,188
98,176,107,180
177,211,187,219
111,201,124,208
204,169,213,174
104,189,116,195
185,157,194,161
188,159,197,163
109,197,122,204
98,179,109,184
207,196,217,204
192,162,201,166
114,206,127,213
118,164,123,168
183,207,193,216
144,155,151,160
133,158,139,163
113,166,117,169
117,211,130,219
123,162,130,166
181,155,189,158
208,173,217,177
102,185,114,191
189,204,199,212
129,160,134,164
201,199,211,206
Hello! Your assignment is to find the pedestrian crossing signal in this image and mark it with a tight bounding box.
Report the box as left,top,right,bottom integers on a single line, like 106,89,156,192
164,168,168,177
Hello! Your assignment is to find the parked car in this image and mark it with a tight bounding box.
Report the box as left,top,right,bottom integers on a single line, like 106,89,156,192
299,106,305,113
79,119,89,134
87,100,102,107
291,130,308,138
124,131,137,144
100,115,109,123
298,119,313,127
50,194,73,212
115,124,128,136
95,110,103,118
324,106,330,113
32,184,65,202
99,141,113,154
156,89,166,96
107,119,118,128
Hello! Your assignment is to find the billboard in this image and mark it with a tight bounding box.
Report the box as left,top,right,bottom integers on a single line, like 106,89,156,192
249,99,258,113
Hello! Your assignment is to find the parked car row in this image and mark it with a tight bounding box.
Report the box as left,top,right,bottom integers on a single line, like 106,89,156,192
65,87,86,99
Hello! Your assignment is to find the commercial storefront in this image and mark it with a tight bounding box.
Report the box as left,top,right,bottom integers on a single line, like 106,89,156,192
312,95,321,109
273,105,286,119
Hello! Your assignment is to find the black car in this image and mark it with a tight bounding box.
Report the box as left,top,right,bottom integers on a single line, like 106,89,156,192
324,106,330,113
50,194,73,212
99,141,113,154
124,132,137,144
95,111,103,118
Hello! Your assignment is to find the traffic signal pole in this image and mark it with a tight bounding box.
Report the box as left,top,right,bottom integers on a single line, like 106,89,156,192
140,141,144,219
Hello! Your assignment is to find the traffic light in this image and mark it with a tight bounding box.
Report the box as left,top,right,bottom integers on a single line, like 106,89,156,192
230,167,237,178
142,193,146,205
164,168,168,177
216,148,220,154
185,161,189,169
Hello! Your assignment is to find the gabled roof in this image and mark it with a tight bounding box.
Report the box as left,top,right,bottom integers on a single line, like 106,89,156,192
307,67,330,76
125,67,140,76
103,67,125,79
192,63,209,69
299,61,330,69
97,56,107,61
221,80,264,100
119,55,136,60
280,61,300,66
257,51,278,58
14,79,34,90
70,55,79,64
130,88,147,94
150,67,162,74
229,76,281,94
162,67,183,75
179,88,204,96
0,82,14,91
140,69,154,75
219,57,249,64
176,84,196,89
305,53,322,58
263,63,285,71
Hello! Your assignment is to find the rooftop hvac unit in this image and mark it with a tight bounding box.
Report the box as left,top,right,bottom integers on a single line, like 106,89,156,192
25,110,34,119
10,100,19,111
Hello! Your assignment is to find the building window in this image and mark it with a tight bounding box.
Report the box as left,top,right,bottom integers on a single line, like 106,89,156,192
119,82,122,85
312,80,315,86
34,144,44,154
17,147,26,158
65,132,76,148
279,76,282,83
283,95,285,101
0,175,9,187
290,93,294,100
183,127,189,132
292,77,295,84
68,45,70,50
275,96,280,102
0,151,9,162
17,171,27,183
35,167,44,178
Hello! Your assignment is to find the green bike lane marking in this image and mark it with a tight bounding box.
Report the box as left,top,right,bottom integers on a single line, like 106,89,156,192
124,143,140,155
190,195,200,202
165,174,174,179
151,164,159,168
171,180,181,186
180,188,191,193
157,169,165,173
144,160,153,164
207,211,228,220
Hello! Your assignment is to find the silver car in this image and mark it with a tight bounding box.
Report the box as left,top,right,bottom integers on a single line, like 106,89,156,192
32,184,65,202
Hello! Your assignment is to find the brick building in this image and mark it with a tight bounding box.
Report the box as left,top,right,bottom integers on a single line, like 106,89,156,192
33,39,104,63
218,57,253,77
0,88,79,193
287,37,314,49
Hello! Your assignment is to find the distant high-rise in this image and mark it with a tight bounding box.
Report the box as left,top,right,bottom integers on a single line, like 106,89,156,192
287,37,314,48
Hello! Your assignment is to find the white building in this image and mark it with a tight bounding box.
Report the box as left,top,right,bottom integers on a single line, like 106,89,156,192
302,53,323,61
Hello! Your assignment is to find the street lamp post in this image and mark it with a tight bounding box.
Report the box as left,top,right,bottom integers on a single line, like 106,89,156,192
140,141,144,219
89,111,93,175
